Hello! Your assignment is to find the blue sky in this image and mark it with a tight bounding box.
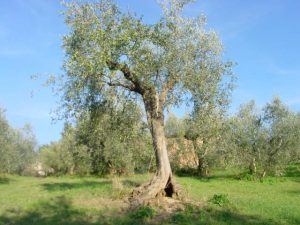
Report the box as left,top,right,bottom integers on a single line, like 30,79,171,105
0,0,300,145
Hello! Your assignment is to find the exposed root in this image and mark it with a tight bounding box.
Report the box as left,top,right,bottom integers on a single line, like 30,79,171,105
129,175,183,207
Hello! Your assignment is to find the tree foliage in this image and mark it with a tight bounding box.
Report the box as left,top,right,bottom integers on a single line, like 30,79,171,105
59,0,234,119
0,108,36,175
39,102,153,176
227,97,300,175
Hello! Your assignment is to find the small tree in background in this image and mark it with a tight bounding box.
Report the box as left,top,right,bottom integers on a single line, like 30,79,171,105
165,113,186,139
0,109,13,174
74,101,153,175
228,101,266,174
261,97,300,175
13,124,37,175
228,97,300,176
185,108,229,177
0,108,36,175
40,102,153,176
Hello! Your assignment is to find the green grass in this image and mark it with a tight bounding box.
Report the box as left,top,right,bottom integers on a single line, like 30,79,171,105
178,168,300,225
0,167,299,225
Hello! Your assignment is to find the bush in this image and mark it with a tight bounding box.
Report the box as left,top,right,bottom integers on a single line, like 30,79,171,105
131,206,156,220
209,194,230,207
171,204,201,224
236,172,257,181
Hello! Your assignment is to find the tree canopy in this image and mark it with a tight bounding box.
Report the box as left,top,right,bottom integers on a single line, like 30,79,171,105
60,0,234,118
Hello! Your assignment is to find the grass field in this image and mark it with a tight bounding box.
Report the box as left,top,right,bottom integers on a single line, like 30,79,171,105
0,166,299,225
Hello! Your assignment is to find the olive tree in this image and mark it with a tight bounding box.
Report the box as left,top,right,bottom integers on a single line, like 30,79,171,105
261,97,300,175
0,109,36,175
165,113,186,139
228,98,300,176
0,109,13,174
185,99,231,176
228,101,266,174
13,124,37,174
61,0,234,202
75,101,152,175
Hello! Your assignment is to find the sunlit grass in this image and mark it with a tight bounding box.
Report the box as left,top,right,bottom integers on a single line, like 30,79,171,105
0,167,299,225
178,169,300,225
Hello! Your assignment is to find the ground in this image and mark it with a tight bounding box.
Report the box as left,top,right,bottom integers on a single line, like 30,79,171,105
0,165,299,225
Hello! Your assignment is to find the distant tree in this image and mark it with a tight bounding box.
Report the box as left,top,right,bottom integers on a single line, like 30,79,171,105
228,101,266,174
74,101,153,175
261,97,300,175
165,113,186,139
228,97,300,176
183,68,233,177
13,124,37,174
292,113,300,161
60,0,234,202
39,125,80,175
40,102,153,176
0,109,13,174
0,108,36,175
185,108,228,177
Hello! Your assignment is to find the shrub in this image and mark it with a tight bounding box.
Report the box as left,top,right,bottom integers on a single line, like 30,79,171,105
209,194,230,207
131,206,156,220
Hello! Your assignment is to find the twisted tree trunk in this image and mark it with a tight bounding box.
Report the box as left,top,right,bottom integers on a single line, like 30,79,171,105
131,91,179,204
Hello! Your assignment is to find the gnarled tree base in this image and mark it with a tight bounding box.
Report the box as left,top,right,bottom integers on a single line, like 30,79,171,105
129,173,182,207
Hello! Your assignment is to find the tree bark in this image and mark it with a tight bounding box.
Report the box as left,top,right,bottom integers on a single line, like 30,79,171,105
198,157,209,177
131,92,179,204
249,157,256,174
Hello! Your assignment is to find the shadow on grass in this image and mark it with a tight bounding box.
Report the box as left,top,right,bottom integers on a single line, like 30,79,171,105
0,196,135,225
0,177,10,184
41,180,111,192
0,196,294,225
177,173,239,183
287,189,300,196
122,179,141,188
207,173,239,180
197,208,282,225
175,168,244,182
0,196,95,225
285,164,300,178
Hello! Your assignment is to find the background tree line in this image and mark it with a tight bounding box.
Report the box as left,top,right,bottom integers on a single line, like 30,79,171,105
1,96,300,177
0,108,36,175
165,97,300,177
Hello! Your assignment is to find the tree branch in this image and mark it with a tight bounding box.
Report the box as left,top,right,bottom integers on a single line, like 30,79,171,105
159,78,176,109
106,61,146,95
107,81,136,91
